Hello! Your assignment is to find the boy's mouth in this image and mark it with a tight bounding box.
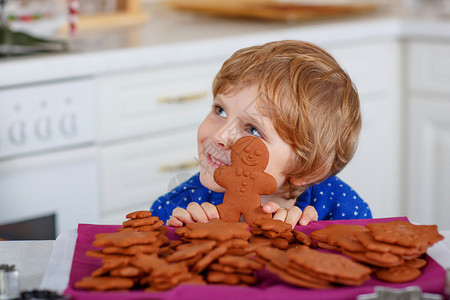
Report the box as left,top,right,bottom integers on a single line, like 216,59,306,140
207,153,228,168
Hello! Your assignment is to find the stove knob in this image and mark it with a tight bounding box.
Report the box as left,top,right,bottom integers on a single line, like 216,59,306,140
59,112,77,138
34,115,52,142
8,119,26,146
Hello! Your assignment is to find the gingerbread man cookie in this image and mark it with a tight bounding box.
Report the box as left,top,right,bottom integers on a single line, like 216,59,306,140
214,136,277,226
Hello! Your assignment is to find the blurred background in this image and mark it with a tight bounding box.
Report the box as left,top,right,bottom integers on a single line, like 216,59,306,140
1,0,449,240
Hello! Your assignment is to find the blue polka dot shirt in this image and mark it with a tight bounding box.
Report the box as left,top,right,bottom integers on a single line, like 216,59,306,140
150,172,372,224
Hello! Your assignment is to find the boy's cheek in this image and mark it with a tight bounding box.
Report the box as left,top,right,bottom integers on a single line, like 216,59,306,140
199,170,226,193
208,185,226,193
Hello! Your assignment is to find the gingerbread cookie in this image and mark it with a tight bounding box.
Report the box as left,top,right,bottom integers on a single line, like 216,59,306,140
185,218,251,241
110,266,143,277
336,236,366,253
74,276,135,291
311,224,368,248
148,262,193,290
214,136,277,226
118,221,165,233
341,249,404,268
130,253,167,274
206,271,242,285
293,230,314,247
166,240,216,263
253,218,292,232
375,266,421,283
93,231,160,248
354,230,425,256
122,216,161,228
208,263,253,275
218,255,264,270
192,245,229,273
91,257,131,277
288,246,372,285
251,218,299,249
126,210,153,219
404,257,427,269
255,246,333,289
365,220,443,248
102,243,162,255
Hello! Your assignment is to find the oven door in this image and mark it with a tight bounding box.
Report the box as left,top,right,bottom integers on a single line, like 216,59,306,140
0,147,99,239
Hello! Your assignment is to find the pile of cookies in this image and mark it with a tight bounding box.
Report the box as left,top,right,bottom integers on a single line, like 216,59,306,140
75,213,268,291
310,220,444,283
75,211,444,292
250,218,314,250
75,211,181,291
255,245,372,289
174,218,263,285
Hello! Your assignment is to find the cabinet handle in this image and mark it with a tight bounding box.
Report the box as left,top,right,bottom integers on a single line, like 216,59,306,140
157,91,208,104
158,160,199,172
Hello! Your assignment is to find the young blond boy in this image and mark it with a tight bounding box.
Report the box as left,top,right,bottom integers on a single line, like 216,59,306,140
151,40,372,228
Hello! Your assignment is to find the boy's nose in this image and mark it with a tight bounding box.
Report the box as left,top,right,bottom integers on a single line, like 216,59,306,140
213,123,240,150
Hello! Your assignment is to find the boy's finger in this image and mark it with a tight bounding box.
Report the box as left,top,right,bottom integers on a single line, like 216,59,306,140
299,205,318,226
201,202,220,220
304,205,319,221
262,201,280,214
166,216,184,227
172,207,195,224
273,208,288,222
285,206,302,229
187,202,209,223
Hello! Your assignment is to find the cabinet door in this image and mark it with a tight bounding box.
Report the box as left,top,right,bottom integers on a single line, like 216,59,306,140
99,128,199,224
0,147,99,234
407,41,450,230
408,41,450,94
327,41,401,218
97,61,222,143
407,97,450,229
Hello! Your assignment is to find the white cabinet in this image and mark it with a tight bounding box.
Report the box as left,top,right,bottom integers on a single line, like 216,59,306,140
406,41,450,230
0,147,100,235
327,40,402,218
99,129,199,224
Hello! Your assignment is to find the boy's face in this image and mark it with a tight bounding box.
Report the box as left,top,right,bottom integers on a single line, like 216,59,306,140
197,85,293,193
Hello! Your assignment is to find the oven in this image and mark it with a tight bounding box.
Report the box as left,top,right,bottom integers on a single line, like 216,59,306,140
0,78,100,240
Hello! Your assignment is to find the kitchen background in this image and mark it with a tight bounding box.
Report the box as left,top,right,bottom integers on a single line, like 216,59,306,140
0,0,449,240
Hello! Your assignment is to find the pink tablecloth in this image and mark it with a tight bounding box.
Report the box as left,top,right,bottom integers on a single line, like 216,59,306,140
64,217,446,300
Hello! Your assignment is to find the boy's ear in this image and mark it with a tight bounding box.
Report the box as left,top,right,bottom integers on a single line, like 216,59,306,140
289,177,309,187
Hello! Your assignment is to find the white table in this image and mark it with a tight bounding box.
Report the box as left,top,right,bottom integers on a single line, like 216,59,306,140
1,229,449,294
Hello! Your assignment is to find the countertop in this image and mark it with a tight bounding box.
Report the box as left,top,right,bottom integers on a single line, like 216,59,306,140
0,240,55,291
1,3,450,88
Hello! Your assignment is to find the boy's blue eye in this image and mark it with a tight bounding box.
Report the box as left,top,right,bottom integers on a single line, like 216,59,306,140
247,125,262,138
214,105,227,118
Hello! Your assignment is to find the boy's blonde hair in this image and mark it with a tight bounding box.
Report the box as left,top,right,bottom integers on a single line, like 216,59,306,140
212,40,361,198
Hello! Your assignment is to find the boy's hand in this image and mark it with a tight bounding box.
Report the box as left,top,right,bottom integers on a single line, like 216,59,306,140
167,202,220,227
263,202,318,229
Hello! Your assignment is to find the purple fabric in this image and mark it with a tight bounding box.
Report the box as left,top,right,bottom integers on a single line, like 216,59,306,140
64,217,446,300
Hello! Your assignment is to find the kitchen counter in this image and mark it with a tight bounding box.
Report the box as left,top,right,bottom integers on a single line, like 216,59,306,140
1,3,450,89
0,240,55,291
